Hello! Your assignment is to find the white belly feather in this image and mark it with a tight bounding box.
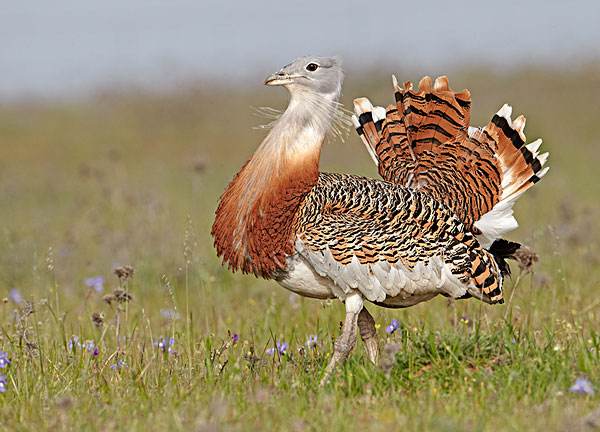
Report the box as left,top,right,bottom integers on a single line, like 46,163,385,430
277,255,337,299
278,245,472,308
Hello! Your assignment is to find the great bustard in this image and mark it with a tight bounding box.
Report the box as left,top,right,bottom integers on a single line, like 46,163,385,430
211,56,549,383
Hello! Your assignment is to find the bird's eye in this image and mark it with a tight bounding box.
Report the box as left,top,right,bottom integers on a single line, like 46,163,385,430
305,63,319,72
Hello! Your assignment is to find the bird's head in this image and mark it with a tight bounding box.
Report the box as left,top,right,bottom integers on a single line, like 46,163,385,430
264,56,343,98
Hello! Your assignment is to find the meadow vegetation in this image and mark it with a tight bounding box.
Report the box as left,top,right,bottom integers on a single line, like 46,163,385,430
0,65,599,431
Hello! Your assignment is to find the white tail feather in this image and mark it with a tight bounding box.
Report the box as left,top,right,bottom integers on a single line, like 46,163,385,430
474,196,520,248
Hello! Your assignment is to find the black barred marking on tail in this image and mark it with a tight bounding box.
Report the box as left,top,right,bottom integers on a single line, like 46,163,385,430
482,284,504,303
483,274,495,288
491,295,505,304
359,112,373,125
474,259,487,276
429,93,464,117
492,114,525,149
455,97,471,109
521,146,535,164
429,110,464,128
404,105,428,117
530,158,542,173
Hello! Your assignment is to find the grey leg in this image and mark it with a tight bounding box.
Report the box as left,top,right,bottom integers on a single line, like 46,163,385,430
320,293,363,386
357,307,379,365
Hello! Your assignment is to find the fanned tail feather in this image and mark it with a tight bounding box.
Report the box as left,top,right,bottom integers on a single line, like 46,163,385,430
351,75,549,247
471,104,550,246
351,98,387,166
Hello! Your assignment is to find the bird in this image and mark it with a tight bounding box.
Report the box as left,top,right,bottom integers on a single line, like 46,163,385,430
211,56,549,384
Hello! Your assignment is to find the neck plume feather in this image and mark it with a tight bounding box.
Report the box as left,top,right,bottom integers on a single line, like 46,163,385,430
212,90,340,277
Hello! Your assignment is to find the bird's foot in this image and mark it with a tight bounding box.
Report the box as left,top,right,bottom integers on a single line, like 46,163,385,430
358,307,379,365
319,293,363,386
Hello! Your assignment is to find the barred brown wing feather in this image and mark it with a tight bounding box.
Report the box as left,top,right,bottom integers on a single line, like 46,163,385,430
352,76,549,246
295,173,505,304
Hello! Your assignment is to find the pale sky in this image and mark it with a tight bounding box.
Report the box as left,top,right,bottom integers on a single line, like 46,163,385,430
1,0,599,99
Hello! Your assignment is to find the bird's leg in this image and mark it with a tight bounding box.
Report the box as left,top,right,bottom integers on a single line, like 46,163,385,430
357,307,379,365
320,293,363,386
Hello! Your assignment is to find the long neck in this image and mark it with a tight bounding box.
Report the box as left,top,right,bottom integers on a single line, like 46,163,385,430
212,89,340,277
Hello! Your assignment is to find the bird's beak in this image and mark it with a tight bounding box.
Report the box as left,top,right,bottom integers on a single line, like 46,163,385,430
264,72,294,86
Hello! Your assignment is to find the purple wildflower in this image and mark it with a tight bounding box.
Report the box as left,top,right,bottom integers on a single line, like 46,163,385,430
155,337,176,354
0,352,10,369
385,319,400,334
67,336,81,350
84,340,96,353
231,333,239,344
267,341,288,356
84,276,104,293
9,288,23,304
0,375,6,393
279,342,288,354
110,359,126,370
569,377,594,395
306,335,318,349
160,309,180,320
92,346,99,357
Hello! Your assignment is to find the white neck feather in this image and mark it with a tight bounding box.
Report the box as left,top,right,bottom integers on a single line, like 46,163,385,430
263,89,341,159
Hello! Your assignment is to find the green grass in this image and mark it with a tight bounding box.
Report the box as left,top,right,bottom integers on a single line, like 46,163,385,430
0,65,600,431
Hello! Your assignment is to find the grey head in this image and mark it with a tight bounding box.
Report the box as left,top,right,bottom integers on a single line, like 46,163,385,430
264,56,343,96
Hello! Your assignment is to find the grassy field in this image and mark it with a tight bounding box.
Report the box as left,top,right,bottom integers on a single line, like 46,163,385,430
0,65,599,431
